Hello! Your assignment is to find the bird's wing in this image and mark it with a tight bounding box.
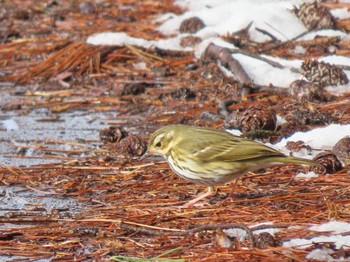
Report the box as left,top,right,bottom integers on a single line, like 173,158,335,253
186,137,284,163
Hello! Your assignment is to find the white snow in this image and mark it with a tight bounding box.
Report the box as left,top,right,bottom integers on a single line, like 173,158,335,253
273,124,350,158
224,228,247,241
306,248,335,261
252,221,281,236
283,221,350,260
226,129,242,136
299,29,347,41
87,32,153,47
331,7,350,20
284,235,350,250
295,171,319,179
310,221,350,234
160,0,306,42
224,221,280,241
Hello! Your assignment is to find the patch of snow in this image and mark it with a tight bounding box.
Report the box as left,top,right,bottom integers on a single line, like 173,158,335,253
331,7,350,20
226,129,242,136
234,54,301,86
252,221,281,236
276,115,287,126
295,171,319,179
299,30,347,41
292,45,306,54
306,248,335,261
160,0,307,42
224,228,247,241
320,55,350,66
284,221,350,260
273,124,350,158
310,221,350,234
87,32,153,47
284,235,350,250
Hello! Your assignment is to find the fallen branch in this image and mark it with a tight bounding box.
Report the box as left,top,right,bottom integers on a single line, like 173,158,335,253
201,43,253,84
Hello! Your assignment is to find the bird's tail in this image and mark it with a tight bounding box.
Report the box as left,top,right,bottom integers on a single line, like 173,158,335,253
274,156,319,166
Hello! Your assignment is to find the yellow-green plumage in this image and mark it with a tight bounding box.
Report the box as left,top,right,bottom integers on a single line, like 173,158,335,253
148,124,316,187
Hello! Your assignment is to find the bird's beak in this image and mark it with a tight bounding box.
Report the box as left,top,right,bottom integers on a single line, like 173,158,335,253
140,150,150,160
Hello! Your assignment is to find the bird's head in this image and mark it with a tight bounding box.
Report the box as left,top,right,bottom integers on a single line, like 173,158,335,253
147,126,177,157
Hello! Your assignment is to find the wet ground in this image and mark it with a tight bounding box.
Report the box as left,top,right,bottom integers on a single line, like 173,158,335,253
0,86,107,261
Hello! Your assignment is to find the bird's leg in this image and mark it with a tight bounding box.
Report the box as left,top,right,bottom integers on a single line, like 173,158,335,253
180,186,215,208
218,179,240,207
228,179,239,198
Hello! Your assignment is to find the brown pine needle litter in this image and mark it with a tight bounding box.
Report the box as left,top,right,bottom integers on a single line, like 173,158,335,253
15,42,104,83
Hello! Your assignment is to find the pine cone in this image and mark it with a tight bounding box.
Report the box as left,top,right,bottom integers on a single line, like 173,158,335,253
289,80,331,102
121,82,147,96
240,104,276,133
301,60,349,88
332,136,350,166
179,17,205,33
99,126,128,143
294,2,336,30
254,232,281,249
116,135,147,157
312,152,343,175
285,107,334,126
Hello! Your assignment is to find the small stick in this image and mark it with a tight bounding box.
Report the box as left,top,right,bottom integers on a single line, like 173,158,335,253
229,49,284,69
256,27,279,42
120,221,257,248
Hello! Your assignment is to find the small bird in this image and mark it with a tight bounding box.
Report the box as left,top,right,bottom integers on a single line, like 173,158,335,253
147,124,317,207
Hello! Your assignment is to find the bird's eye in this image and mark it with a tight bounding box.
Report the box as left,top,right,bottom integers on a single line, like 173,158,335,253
155,142,162,147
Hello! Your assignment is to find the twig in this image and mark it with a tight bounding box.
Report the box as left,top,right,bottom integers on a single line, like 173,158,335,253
26,185,60,195
120,221,257,248
255,27,279,42
259,30,311,53
229,49,285,69
251,224,290,231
